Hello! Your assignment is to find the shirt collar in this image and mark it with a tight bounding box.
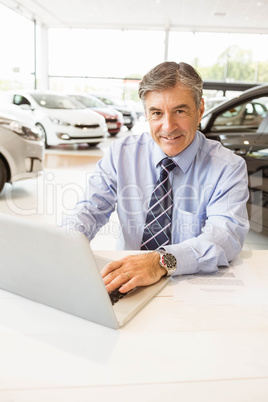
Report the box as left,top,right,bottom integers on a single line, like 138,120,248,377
152,139,167,168
152,131,201,174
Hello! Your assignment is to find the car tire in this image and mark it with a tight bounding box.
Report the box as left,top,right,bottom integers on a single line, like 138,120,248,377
87,143,100,147
0,157,8,193
36,123,49,148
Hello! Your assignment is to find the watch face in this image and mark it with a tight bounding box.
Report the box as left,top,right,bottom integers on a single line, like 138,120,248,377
162,253,177,269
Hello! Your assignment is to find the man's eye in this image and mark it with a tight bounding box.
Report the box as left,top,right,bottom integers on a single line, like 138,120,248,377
150,111,162,119
176,109,186,114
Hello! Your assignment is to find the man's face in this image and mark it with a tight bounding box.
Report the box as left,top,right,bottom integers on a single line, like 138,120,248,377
145,83,205,157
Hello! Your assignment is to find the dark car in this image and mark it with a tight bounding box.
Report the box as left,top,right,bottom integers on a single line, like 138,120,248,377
92,94,136,130
200,85,268,148
200,84,268,236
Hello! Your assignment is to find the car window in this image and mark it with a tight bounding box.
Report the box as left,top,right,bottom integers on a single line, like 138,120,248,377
205,97,230,111
90,97,105,107
221,105,243,119
99,97,114,106
211,96,268,132
13,95,31,107
30,94,85,109
245,103,254,115
254,103,267,116
98,96,125,107
72,96,103,108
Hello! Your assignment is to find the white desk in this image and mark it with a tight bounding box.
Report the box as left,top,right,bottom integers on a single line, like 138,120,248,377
0,249,268,401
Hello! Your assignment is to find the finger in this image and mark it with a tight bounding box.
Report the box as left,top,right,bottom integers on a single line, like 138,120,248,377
101,259,123,278
105,271,133,293
107,277,139,294
118,277,138,294
101,254,143,278
103,269,123,286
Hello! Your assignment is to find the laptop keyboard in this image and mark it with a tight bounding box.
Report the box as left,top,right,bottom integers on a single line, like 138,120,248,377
109,288,126,305
109,287,137,305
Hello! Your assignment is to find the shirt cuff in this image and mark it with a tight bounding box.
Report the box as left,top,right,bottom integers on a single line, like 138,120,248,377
161,243,198,276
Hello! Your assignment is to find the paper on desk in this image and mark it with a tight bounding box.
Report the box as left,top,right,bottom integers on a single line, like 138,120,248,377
171,263,268,305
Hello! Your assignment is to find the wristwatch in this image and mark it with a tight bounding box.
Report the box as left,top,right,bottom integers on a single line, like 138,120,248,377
156,250,177,276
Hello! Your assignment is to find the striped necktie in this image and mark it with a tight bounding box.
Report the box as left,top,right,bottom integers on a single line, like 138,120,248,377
141,157,176,250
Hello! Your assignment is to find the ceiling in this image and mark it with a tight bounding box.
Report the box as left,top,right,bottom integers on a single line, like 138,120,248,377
1,0,268,33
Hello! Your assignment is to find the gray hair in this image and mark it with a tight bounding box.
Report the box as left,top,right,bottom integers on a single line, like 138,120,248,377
138,61,203,109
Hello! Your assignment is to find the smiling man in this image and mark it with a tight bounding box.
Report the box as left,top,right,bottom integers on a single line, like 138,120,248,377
145,86,204,157
68,61,249,294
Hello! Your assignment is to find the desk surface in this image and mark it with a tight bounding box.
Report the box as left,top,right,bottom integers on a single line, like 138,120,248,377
0,249,268,401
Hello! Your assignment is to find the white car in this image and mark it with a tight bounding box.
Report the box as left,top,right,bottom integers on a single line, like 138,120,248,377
0,103,43,193
0,91,108,148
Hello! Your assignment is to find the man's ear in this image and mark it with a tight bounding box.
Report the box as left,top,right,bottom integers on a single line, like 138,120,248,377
198,98,205,122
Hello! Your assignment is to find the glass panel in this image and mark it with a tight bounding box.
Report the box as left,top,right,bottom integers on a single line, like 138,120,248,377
13,94,30,106
30,93,85,109
211,96,268,132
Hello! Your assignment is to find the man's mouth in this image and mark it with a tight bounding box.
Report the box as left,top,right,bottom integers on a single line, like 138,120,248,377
161,135,182,141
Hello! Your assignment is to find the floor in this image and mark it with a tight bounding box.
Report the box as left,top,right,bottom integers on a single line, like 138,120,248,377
0,120,267,251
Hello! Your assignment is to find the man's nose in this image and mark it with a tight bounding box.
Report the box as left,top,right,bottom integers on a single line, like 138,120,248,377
161,113,178,132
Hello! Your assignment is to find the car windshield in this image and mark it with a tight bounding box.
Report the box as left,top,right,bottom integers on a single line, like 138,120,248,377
31,94,86,109
71,95,104,108
100,96,125,106
205,97,231,111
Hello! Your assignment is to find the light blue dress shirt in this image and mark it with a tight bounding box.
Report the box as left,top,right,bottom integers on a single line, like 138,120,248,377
68,131,249,275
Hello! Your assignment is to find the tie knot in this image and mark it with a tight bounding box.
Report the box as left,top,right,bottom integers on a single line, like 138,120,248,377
160,157,176,178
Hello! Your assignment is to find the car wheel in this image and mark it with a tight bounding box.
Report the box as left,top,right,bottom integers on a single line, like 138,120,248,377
36,123,49,148
0,157,8,193
87,143,100,147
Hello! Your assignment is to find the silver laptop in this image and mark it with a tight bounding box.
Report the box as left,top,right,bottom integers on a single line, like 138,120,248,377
0,213,169,329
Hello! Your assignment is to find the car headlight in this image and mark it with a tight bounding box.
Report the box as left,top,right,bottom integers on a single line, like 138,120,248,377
50,118,71,126
4,120,41,141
